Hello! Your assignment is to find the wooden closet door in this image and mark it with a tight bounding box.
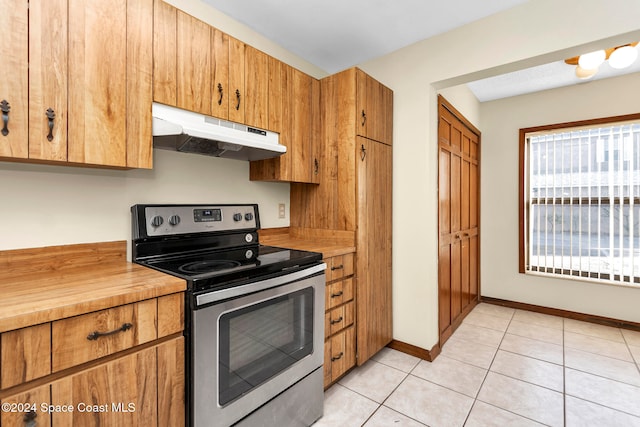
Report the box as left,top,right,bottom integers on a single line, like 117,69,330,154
438,96,480,344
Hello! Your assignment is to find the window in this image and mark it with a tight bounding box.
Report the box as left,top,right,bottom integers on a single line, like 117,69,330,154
519,114,640,286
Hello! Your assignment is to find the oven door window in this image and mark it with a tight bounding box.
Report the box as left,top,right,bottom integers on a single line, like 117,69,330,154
218,287,314,406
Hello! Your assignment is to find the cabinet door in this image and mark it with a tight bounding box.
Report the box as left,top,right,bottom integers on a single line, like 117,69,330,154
211,28,230,120
29,0,67,161
227,37,245,124
0,385,51,427
153,0,177,106
290,68,313,183
0,0,28,159
51,347,157,426
356,137,392,364
68,0,152,168
356,70,393,145
1,323,51,389
68,0,126,167
157,337,185,427
244,45,269,129
176,10,211,115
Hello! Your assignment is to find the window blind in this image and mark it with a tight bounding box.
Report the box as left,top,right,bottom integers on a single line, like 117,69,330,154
525,121,640,285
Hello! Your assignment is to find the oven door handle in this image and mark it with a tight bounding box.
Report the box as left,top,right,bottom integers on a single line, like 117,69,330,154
195,262,326,307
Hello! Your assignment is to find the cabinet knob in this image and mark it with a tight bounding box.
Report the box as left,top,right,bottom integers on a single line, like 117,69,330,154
23,410,37,425
46,108,56,141
1,99,10,136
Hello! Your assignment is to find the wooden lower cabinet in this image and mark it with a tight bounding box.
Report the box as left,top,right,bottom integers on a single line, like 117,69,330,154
322,253,356,388
51,346,158,426
0,385,51,427
0,294,185,427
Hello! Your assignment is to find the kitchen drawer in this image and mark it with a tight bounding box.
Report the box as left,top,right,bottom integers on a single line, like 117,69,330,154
324,300,355,338
327,325,355,383
326,253,354,282
325,277,354,310
52,299,157,372
1,323,51,389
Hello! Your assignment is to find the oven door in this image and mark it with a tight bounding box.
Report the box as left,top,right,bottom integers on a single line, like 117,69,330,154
192,264,325,427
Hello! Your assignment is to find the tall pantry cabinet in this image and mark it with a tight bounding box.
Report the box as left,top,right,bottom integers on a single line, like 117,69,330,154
291,67,393,368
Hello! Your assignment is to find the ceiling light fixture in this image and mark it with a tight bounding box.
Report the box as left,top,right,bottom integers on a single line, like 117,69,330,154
565,42,639,79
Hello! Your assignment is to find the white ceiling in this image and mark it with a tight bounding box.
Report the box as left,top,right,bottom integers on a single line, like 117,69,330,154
202,0,639,102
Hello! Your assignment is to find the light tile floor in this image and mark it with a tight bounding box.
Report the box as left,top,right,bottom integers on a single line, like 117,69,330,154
313,303,640,427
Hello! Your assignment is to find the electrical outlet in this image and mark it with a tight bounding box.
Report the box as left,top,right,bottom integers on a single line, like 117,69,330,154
278,203,286,219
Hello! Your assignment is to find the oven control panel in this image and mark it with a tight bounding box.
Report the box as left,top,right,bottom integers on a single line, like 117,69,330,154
135,204,259,237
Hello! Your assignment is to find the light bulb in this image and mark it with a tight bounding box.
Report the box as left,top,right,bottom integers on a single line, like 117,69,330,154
578,50,606,70
609,45,638,69
575,65,597,79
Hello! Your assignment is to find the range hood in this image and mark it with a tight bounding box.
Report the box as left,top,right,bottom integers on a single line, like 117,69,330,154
152,103,285,161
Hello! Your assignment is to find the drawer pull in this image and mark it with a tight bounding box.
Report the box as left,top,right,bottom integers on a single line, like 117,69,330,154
330,316,343,325
331,291,344,298
87,322,133,341
46,108,55,141
331,264,344,271
331,352,344,362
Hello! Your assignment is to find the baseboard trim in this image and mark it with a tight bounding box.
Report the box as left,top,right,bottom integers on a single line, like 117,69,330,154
481,296,640,332
388,340,441,362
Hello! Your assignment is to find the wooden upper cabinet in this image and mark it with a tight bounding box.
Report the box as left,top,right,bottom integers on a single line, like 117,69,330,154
249,63,320,183
356,69,393,145
153,0,177,106
67,0,152,168
176,10,212,115
29,0,68,161
244,45,269,129
0,0,28,159
211,28,230,120
227,37,246,124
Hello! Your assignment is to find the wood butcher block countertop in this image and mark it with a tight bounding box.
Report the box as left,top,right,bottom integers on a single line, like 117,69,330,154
259,227,356,259
0,241,186,333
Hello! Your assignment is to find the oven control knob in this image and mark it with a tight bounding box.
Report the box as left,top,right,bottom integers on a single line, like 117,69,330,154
245,213,254,221
169,215,181,226
245,249,253,259
150,215,164,228
233,213,243,222
245,233,254,243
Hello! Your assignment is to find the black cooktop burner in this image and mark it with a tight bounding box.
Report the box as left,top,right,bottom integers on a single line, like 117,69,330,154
178,260,242,274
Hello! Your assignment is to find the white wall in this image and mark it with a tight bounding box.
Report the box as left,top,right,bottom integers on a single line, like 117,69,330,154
0,149,290,253
359,0,640,350
481,73,640,323
0,0,324,254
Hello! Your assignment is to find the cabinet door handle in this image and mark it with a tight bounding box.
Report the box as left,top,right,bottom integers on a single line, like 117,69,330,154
331,264,344,271
330,316,343,325
361,109,366,127
217,83,224,105
331,352,344,362
314,158,319,175
1,100,10,136
331,290,344,298
235,89,241,110
46,108,56,141
23,410,37,426
360,144,366,161
87,323,133,341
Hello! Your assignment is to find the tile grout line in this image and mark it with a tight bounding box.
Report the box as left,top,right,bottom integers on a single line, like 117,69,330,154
461,306,514,426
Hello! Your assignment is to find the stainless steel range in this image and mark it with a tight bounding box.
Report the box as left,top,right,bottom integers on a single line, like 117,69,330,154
131,204,325,427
